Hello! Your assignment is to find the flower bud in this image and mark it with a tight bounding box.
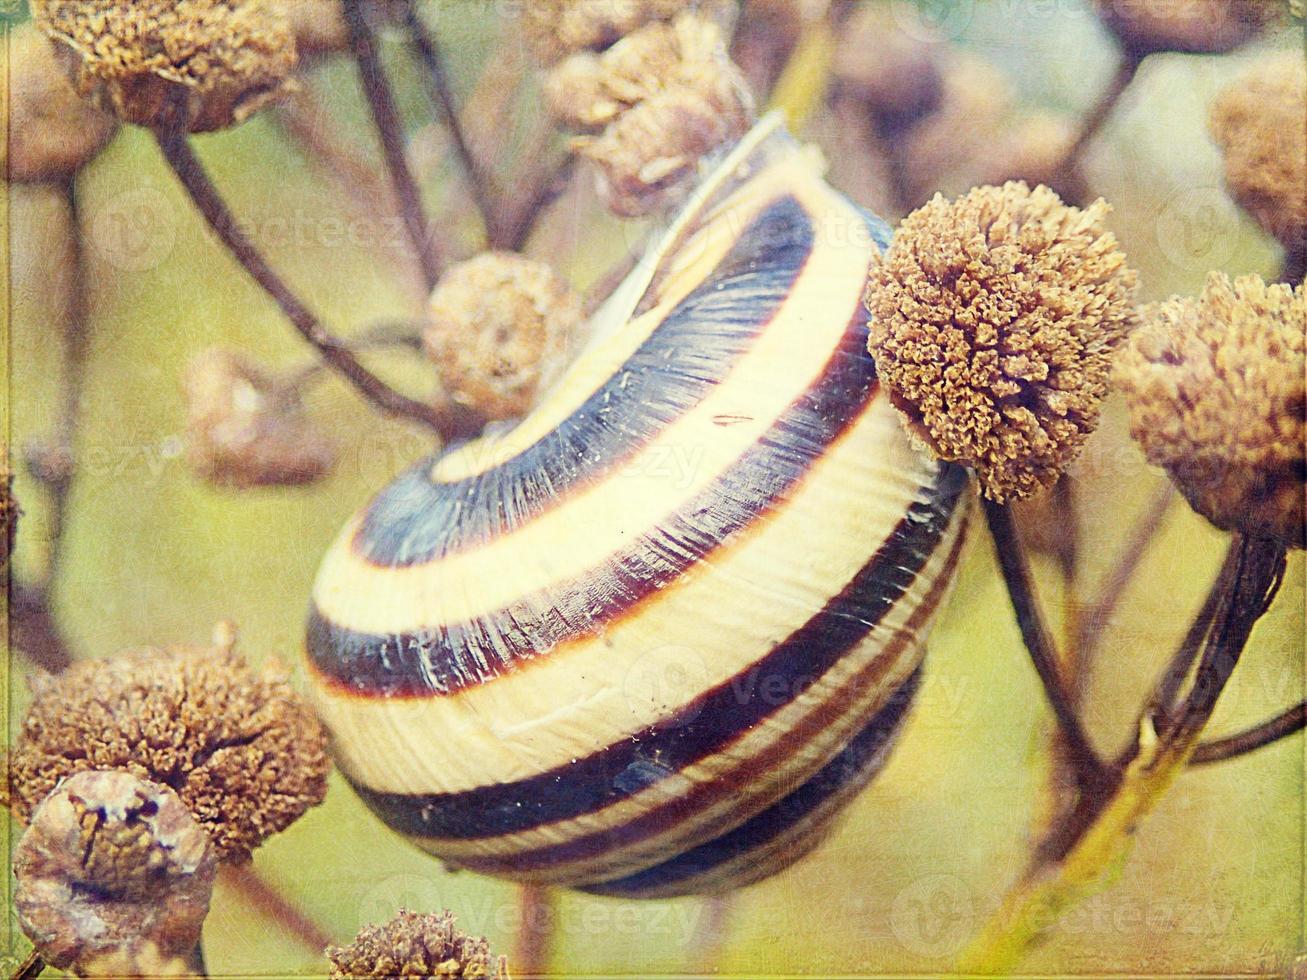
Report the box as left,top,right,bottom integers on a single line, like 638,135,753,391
327,909,509,979
1093,0,1284,56
1118,273,1305,547
424,253,582,422
865,181,1138,502
183,348,336,488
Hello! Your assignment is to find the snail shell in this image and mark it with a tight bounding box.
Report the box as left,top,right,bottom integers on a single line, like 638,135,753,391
305,117,970,899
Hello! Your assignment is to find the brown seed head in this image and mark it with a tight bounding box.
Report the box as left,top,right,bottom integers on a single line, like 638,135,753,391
567,14,752,216
522,0,698,64
13,770,216,974
1093,0,1285,55
1209,51,1307,257
2,25,118,183
31,0,297,133
327,909,510,979
183,348,336,488
1117,273,1306,547
8,632,330,860
865,181,1138,502
424,253,582,421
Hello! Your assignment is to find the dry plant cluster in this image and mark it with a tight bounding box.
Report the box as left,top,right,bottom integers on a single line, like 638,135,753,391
2,0,1305,976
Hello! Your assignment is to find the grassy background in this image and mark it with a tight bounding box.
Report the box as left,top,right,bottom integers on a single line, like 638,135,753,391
4,1,1303,975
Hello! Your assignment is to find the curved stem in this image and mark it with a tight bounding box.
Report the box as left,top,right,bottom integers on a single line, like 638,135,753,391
1074,482,1175,669
220,864,334,956
342,2,440,290
984,498,1108,792
1190,701,1307,765
1049,52,1142,195
152,126,443,432
400,0,498,239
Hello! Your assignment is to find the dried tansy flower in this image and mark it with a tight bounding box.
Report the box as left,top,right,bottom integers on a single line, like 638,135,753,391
1118,274,1305,547
327,909,509,980
2,25,118,183
424,253,582,421
571,14,751,216
31,0,297,133
8,632,330,860
1209,52,1307,257
1093,0,1284,56
14,770,215,975
865,181,1138,502
183,348,336,488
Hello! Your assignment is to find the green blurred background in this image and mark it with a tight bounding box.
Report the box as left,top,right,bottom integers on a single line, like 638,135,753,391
4,1,1303,975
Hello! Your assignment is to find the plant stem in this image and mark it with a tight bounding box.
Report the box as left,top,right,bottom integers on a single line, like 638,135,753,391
11,583,73,673
9,949,43,980
1190,701,1307,765
270,88,427,302
342,2,440,290
220,864,334,956
513,884,555,979
1049,52,1142,194
497,150,576,253
400,0,499,240
152,125,444,432
983,498,1107,792
1073,482,1175,669
959,532,1287,973
689,894,734,976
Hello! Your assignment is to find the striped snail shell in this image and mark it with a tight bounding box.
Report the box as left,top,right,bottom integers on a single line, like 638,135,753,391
305,115,971,899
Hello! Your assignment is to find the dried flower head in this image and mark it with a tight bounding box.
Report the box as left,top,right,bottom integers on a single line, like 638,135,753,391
522,0,697,64
31,0,298,133
2,25,118,183
270,0,400,61
1093,0,1285,55
865,181,1138,502
183,348,336,488
327,909,510,979
832,2,944,134
13,770,216,974
424,253,582,421
1117,273,1305,547
1209,52,1307,257
8,629,330,860
898,52,1014,206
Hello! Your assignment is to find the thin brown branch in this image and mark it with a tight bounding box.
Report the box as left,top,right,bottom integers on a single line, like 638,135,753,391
1049,52,1142,197
12,582,73,673
496,152,576,252
1149,539,1242,724
401,0,499,238
9,950,44,980
1163,533,1288,747
983,498,1108,793
220,864,334,956
152,124,444,432
1074,481,1175,667
342,2,440,290
1190,701,1307,765
269,89,426,302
